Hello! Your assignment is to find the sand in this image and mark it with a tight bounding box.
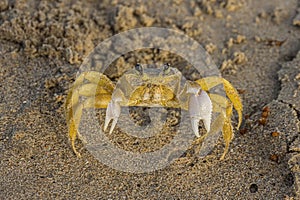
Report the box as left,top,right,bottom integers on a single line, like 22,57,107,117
0,0,299,199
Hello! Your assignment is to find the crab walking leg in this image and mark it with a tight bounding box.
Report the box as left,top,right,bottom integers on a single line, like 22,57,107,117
220,102,234,160
104,88,124,134
65,71,113,109
222,79,242,129
68,112,81,157
186,82,213,137
208,93,228,113
66,72,114,110
196,77,243,129
67,94,111,157
66,83,111,110
65,71,116,156
72,71,115,91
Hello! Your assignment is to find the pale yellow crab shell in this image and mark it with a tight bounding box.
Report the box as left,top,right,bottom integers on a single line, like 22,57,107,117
114,66,188,108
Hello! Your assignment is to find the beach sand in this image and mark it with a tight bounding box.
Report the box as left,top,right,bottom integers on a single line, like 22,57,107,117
0,0,299,199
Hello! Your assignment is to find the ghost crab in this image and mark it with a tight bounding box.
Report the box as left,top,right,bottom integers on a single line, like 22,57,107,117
65,63,242,159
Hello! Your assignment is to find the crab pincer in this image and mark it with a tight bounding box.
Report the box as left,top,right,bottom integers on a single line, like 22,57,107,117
104,89,123,134
186,82,213,137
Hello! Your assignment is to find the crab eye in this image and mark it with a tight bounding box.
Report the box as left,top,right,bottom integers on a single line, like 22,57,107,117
135,63,143,75
162,63,171,75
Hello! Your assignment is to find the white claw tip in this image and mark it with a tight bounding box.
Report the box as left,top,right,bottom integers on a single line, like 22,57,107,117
191,118,200,137
104,100,121,134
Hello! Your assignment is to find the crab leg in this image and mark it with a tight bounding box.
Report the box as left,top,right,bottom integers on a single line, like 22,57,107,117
186,82,213,137
220,102,234,160
65,71,114,156
67,94,112,157
196,77,242,159
196,77,243,129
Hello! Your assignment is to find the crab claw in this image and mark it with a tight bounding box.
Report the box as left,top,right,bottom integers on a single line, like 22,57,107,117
104,89,123,134
187,83,213,137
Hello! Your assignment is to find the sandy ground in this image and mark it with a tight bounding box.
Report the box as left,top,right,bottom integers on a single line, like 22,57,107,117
0,0,300,199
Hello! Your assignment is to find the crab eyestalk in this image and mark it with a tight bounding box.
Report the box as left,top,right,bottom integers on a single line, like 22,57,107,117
186,81,213,137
